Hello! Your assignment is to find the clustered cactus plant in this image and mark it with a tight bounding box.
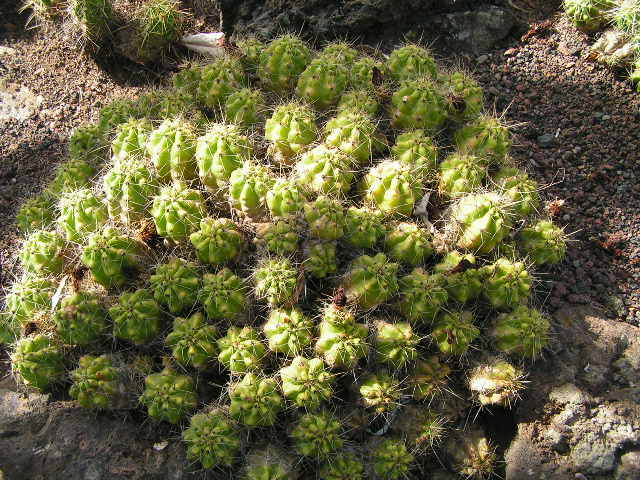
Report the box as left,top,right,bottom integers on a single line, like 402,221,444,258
4,35,568,479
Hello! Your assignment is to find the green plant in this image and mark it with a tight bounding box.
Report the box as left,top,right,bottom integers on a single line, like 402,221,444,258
338,89,380,116
392,129,439,178
182,409,241,468
490,306,550,358
263,307,314,355
243,445,298,479
343,206,386,249
20,230,66,275
441,71,484,122
431,311,480,356
254,220,300,256
69,354,120,408
151,182,208,242
280,356,334,409
320,41,359,63
304,240,338,279
218,326,267,373
134,0,185,63
236,37,265,72
166,312,219,369
4,276,56,324
254,257,300,306
316,302,369,369
363,159,423,216
324,110,386,165
229,162,275,219
359,372,401,414
408,356,451,401
396,269,448,323
387,44,437,81
229,373,283,427
319,452,365,480
482,258,531,309
468,359,525,407
57,188,108,242
350,56,388,90
296,57,349,109
12,334,65,391
111,118,152,165
394,405,447,451
146,118,198,183
110,289,163,345
374,320,419,369
445,428,496,478
294,145,355,196
519,220,567,265
140,367,198,423
104,158,158,224
384,222,433,266
563,0,615,31
438,153,487,198
258,34,312,92
291,411,343,457
265,102,318,164
493,167,541,218
198,57,245,108
190,217,245,265
149,258,200,314
304,196,345,240
454,115,511,162
613,0,640,34
50,158,97,194
201,268,248,321
390,77,447,131
53,292,108,345
69,124,104,162
433,251,484,303
16,193,56,234
342,253,399,310
371,437,415,479
225,88,266,126
266,179,307,218
69,0,113,44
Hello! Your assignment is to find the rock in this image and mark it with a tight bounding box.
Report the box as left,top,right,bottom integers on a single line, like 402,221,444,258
616,451,640,480
537,133,555,148
432,6,515,54
0,83,44,124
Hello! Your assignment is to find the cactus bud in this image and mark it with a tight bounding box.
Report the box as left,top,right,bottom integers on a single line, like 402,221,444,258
343,206,386,249
374,319,419,369
319,452,365,480
490,306,550,358
17,193,56,234
342,253,399,310
387,44,437,81
304,240,338,279
151,182,208,242
519,220,567,265
20,230,66,275
291,411,343,457
304,196,345,240
359,372,401,414
182,409,241,468
104,158,158,224
396,269,448,323
258,34,312,92
454,115,511,162
482,258,531,309
254,257,301,306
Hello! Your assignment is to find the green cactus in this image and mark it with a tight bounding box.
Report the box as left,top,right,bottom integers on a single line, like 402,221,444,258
69,354,121,409
396,269,448,324
16,193,56,234
4,276,55,324
182,409,241,469
350,56,388,90
0,312,21,345
394,405,447,451
69,123,104,162
69,0,113,44
337,89,380,117
133,0,184,63
146,118,197,182
20,230,66,275
110,289,163,345
409,356,451,401
454,115,511,162
390,77,448,131
294,145,356,196
53,292,108,345
266,179,307,218
371,438,414,480
363,159,423,216
217,326,267,373
81,227,144,288
97,97,144,134
229,162,275,220
196,123,253,192
304,241,338,279
11,334,65,391
111,118,151,165
343,206,386,249
264,102,318,164
149,258,200,314
374,319,419,369
438,153,487,198
254,220,300,256
229,373,283,427
432,311,480,356
103,158,158,224
468,359,525,407
258,34,312,92
491,306,550,358
190,217,245,265
342,253,399,310
482,258,531,309
197,57,245,108
519,220,567,265
166,312,219,369
445,427,496,479
140,367,198,423
564,0,615,31
254,257,300,306
243,445,298,480
296,57,350,109
291,411,343,457
387,44,437,81
613,0,640,33
324,110,386,165
441,71,484,122
280,356,334,409
263,307,314,355
493,167,541,218
384,222,433,266
433,251,484,303
57,188,108,242
304,196,345,240
630,57,640,90
237,37,265,72
151,182,208,242
392,129,439,178
49,158,97,194
319,452,365,480
201,268,248,321
316,304,369,369
225,88,265,126
451,192,513,254
320,41,359,64
359,372,402,414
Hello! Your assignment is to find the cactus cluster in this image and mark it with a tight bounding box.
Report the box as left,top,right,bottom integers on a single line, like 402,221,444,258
5,35,568,479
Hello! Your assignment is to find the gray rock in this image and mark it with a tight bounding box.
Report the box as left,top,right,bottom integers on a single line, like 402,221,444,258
616,450,640,480
537,133,555,148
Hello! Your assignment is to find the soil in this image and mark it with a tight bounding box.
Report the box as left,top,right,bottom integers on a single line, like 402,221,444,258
0,0,639,479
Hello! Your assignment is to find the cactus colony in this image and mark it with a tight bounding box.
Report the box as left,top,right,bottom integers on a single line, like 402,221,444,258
4,35,568,479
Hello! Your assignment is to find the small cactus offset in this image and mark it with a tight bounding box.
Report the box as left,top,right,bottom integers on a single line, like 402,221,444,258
384,222,433,266
294,145,356,196
374,319,419,369
149,258,200,314
263,307,314,356
454,115,511,162
258,34,312,92
519,220,567,265
151,182,208,242
363,160,423,216
166,312,219,369
342,253,399,310
320,42,359,64
350,56,388,90
140,367,198,423
254,257,300,306
304,196,346,240
319,452,365,480
338,89,381,117
296,57,349,109
229,373,283,427
68,123,105,163
236,37,265,72
182,409,241,469
392,129,439,178
441,71,484,122
409,356,451,401
16,193,56,234
110,289,163,345
387,44,437,81
396,269,449,323
438,153,487,198
563,0,615,31
291,411,344,457
316,302,369,369
4,276,56,324
394,405,448,451
359,372,402,414
266,180,307,218
280,356,334,409
225,88,266,126
482,258,531,309
324,110,386,165
492,167,541,218
445,428,497,479
50,157,97,194
434,251,484,303
11,334,65,391
201,268,248,321
304,240,338,279
265,102,318,164
69,355,121,409
190,217,246,265
20,230,66,275
111,118,151,165
146,118,197,183
103,158,158,224
217,326,267,373
58,188,108,242
243,445,298,480
254,220,300,256
229,162,275,220
391,77,448,132
68,0,113,45
431,311,480,356
468,359,525,407
53,292,108,345
370,437,415,480
343,206,386,249
491,306,550,358
197,57,245,108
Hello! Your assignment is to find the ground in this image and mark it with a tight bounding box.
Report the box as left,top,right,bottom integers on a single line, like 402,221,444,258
0,1,639,479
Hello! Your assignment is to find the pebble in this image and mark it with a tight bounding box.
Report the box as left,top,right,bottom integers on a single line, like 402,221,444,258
537,133,555,148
